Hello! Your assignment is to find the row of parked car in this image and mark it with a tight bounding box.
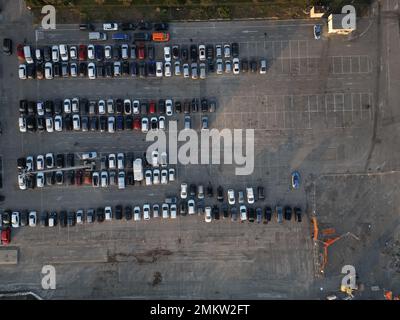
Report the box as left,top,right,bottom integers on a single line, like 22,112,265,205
19,98,216,117
1,204,302,227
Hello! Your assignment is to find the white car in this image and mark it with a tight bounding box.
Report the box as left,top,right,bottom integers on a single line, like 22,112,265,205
180,183,188,199
153,204,160,218
133,206,141,221
72,98,80,113
174,61,181,76
64,99,71,113
45,62,53,79
205,206,212,223
183,63,189,78
29,211,37,227
26,156,34,172
87,45,95,60
153,169,160,185
156,62,163,77
101,171,109,187
121,44,129,59
19,117,26,132
141,117,149,133
72,114,81,131
19,64,27,79
170,204,177,219
105,45,112,59
18,174,26,190
133,100,140,114
37,102,44,116
246,187,255,204
233,58,240,74
164,62,172,77
46,117,54,132
165,99,173,116
188,199,195,215
216,59,223,74
160,152,168,167
145,169,152,186
240,205,247,221
36,155,44,170
54,115,63,131
164,46,171,62
108,116,115,133
162,203,169,219
11,212,20,228
168,168,175,181
260,59,267,74
215,44,222,58
98,100,106,114
105,206,112,221
107,99,114,113
52,45,59,62
227,189,235,205
143,204,151,220
59,44,68,61
161,169,168,184
151,150,159,167
199,44,206,61
159,116,166,130
224,44,231,58
69,46,77,60
88,62,96,79
117,153,124,170
103,23,118,31
108,154,116,169
70,63,77,77
76,210,84,224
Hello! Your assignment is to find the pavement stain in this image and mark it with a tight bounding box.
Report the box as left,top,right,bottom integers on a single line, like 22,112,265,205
107,248,173,264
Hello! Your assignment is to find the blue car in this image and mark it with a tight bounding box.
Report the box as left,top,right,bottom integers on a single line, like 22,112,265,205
314,24,322,40
291,171,300,189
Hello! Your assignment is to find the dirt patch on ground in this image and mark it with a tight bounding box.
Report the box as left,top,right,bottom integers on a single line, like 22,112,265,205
107,249,173,264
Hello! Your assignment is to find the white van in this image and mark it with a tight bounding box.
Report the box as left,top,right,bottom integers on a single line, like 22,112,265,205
88,32,107,41
23,46,33,64
59,44,69,61
118,171,125,189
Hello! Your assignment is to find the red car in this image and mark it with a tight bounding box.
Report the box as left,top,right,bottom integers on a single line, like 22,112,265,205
17,44,25,62
149,101,156,114
133,117,141,130
79,45,87,61
84,172,92,185
137,43,145,60
1,227,11,245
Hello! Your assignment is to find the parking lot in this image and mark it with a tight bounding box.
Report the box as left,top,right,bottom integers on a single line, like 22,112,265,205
1,0,400,299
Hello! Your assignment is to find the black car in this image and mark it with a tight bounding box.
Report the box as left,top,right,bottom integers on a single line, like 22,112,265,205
54,99,62,114
190,44,198,62
138,21,152,30
139,62,146,78
241,59,249,73
122,61,129,76
79,62,87,77
43,46,51,62
26,177,34,189
61,62,69,78
201,98,208,113
189,184,197,197
248,208,255,222
172,45,180,60
81,98,89,114
116,115,124,131
217,186,224,202
250,60,257,73
56,154,64,168
125,205,133,220
257,186,265,201
126,172,134,185
17,157,26,170
3,38,12,55
96,207,105,223
264,206,272,223
206,45,214,61
222,204,229,219
40,211,48,227
90,116,98,131
147,61,156,77
100,116,107,132
175,101,182,113
66,153,74,167
59,210,67,227
53,62,61,77
231,42,239,57
97,63,104,77
147,45,155,60
181,46,188,62
37,117,45,131
113,46,120,60
115,99,123,114
26,116,36,132
44,100,54,115
294,207,302,222
158,100,165,114
125,116,133,130
121,23,136,31
55,171,63,185
212,205,220,220
115,205,123,220
154,22,168,31
28,101,36,114
36,63,44,79
191,98,199,113
27,64,36,79
179,202,187,216
208,61,215,73
20,210,28,227
207,184,213,197
67,211,75,226
130,61,138,77
284,206,292,221
19,100,28,115
105,62,113,77
64,115,73,131
151,118,157,130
